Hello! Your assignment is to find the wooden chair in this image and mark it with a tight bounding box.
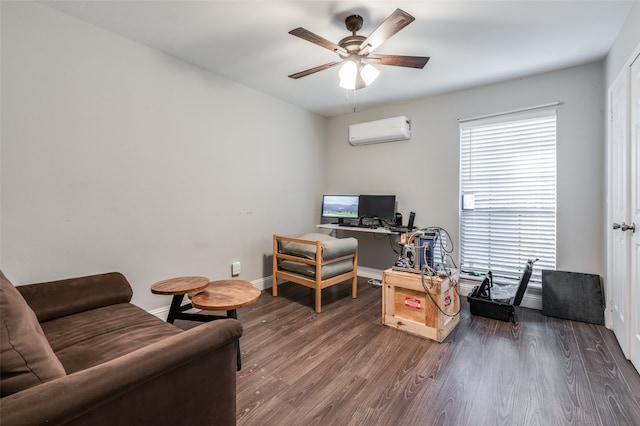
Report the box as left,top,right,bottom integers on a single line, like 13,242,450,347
272,233,358,313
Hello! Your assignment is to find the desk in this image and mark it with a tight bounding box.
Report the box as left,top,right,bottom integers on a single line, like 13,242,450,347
316,223,397,235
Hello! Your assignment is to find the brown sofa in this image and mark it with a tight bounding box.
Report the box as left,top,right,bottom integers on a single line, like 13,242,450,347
0,271,242,426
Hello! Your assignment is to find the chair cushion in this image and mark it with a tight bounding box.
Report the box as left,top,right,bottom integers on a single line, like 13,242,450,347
280,233,357,261
0,271,66,397
279,258,355,280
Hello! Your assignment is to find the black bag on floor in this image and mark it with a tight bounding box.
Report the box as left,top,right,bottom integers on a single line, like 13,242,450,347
467,259,536,323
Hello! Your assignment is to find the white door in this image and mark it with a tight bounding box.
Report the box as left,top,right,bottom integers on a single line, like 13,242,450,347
629,55,640,373
609,68,630,357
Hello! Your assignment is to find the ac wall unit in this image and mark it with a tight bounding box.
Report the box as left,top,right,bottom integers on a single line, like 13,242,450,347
348,116,412,146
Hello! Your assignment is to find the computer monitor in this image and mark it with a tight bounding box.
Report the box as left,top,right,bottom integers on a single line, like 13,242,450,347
358,195,396,220
321,195,359,224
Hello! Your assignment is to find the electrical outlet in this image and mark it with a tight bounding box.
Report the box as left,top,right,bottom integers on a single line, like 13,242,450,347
231,261,241,276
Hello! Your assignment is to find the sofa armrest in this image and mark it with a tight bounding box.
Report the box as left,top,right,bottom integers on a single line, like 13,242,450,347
17,272,133,322
0,318,242,426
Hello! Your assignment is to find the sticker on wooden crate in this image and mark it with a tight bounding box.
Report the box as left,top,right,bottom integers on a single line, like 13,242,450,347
444,294,452,308
405,297,422,309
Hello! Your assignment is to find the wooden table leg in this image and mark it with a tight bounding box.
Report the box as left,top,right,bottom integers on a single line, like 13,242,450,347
166,294,185,324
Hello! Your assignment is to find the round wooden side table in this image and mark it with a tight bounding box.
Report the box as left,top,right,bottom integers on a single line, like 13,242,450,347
191,280,261,370
150,276,210,324
191,280,261,312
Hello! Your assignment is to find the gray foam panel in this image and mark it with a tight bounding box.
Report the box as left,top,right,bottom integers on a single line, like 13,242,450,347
541,270,604,325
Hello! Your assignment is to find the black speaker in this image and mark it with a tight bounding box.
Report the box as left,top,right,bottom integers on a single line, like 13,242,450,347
394,212,402,227
407,212,416,229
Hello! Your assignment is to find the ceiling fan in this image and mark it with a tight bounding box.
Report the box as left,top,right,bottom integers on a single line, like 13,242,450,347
288,8,430,90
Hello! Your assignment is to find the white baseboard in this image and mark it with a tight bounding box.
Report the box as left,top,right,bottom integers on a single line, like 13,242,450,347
149,306,170,321
252,276,272,291
356,266,384,280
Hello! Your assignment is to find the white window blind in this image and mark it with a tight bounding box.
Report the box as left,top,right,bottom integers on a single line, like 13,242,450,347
459,110,556,285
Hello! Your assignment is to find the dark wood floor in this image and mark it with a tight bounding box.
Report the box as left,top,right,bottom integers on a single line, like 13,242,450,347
177,277,640,426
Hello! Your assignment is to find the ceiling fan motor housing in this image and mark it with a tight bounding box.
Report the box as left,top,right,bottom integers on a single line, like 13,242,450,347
345,15,363,33
338,35,367,57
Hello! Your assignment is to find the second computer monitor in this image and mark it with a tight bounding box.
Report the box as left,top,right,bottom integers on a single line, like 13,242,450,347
358,195,396,220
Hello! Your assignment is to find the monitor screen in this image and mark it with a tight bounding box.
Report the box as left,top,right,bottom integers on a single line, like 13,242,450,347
358,195,396,220
321,195,359,220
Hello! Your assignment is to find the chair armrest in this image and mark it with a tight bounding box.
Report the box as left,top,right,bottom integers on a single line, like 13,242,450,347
17,272,133,322
0,318,242,426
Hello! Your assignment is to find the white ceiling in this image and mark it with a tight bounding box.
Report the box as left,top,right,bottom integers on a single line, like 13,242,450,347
43,1,636,117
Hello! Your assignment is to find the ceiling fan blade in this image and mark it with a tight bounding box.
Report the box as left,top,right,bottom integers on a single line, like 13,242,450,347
289,27,348,55
367,54,430,69
288,61,343,79
358,9,415,55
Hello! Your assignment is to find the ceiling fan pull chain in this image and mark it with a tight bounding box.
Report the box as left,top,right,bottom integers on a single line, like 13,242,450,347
353,89,357,113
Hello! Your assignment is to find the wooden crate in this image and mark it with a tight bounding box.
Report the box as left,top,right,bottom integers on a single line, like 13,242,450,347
382,268,460,342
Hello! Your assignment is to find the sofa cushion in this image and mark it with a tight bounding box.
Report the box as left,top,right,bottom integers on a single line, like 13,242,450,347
41,303,182,374
280,233,357,261
0,271,66,397
17,272,133,323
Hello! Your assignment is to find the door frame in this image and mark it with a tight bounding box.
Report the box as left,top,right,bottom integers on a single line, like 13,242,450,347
629,52,640,372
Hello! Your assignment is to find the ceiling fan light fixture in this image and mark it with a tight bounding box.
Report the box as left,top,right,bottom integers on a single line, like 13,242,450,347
339,60,358,89
361,63,380,86
339,60,379,90
339,60,357,79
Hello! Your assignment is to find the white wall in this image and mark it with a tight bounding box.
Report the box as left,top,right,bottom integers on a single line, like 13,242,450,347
0,2,325,310
605,0,640,86
326,62,605,277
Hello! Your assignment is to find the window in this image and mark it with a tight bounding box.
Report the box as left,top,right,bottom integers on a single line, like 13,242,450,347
459,110,556,285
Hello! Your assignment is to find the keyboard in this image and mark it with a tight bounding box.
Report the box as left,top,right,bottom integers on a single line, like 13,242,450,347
339,223,381,229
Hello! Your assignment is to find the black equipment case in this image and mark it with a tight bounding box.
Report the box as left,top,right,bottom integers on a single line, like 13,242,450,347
467,259,535,322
